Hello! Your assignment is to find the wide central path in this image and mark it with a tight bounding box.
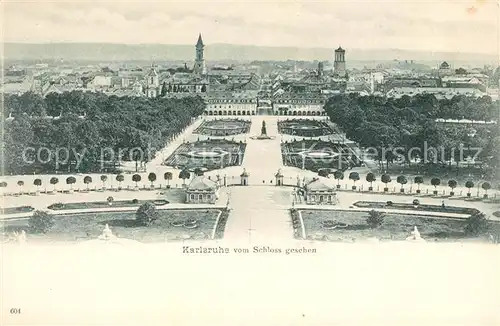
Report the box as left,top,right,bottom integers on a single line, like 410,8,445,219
223,186,293,244
219,116,297,243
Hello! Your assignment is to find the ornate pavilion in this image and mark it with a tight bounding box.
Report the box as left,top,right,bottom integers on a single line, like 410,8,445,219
186,176,220,204
303,178,338,205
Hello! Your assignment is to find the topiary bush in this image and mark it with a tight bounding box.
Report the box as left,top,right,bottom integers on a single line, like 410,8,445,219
464,212,489,236
366,210,384,228
136,202,159,226
29,210,55,233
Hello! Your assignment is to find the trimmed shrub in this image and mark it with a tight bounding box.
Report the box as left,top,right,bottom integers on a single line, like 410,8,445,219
29,210,55,233
366,210,384,228
136,202,159,226
464,212,489,236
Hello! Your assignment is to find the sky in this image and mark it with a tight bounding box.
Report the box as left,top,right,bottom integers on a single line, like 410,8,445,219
2,0,500,54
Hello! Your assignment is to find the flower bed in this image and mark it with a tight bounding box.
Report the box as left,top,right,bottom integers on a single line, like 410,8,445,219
171,220,184,227
1,206,35,215
184,218,198,229
353,201,479,216
47,199,169,211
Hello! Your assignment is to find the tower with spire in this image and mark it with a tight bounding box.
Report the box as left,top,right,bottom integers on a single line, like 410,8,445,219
145,63,160,98
193,33,207,75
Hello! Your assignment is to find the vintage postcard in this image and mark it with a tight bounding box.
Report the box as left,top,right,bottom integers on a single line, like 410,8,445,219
1,0,499,325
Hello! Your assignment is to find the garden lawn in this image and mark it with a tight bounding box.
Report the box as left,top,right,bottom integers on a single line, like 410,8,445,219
299,210,500,242
1,209,223,243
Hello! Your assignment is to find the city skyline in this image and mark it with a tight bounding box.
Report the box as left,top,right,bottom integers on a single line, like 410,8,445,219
2,0,499,54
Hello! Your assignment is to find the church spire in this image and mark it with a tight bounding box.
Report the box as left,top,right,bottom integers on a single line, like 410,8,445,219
193,33,207,75
196,33,204,47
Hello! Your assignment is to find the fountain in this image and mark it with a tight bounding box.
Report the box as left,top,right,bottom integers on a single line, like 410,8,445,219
406,226,426,242
250,120,275,140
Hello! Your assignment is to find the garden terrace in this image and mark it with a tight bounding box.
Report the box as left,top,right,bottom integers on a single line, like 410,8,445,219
164,139,246,171
278,119,334,137
296,209,500,242
281,139,361,172
1,209,225,243
353,201,480,216
193,119,251,136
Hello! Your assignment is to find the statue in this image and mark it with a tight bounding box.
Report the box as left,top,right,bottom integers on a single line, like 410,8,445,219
98,224,117,241
12,230,27,245
261,120,267,136
19,230,27,244
250,120,274,140
406,226,425,242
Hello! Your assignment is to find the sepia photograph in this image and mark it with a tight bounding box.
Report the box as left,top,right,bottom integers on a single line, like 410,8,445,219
1,0,500,325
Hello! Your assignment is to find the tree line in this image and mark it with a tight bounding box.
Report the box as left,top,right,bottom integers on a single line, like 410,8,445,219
2,91,206,175
324,93,500,177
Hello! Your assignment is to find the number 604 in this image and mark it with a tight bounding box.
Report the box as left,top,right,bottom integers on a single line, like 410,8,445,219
10,308,21,314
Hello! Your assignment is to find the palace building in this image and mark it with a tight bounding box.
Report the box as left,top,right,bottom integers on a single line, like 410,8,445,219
272,93,328,116
203,92,258,116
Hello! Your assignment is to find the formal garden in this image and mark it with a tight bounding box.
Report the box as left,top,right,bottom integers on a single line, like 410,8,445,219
282,139,362,172
291,209,500,242
193,118,251,136
278,119,334,137
1,205,229,243
164,139,247,171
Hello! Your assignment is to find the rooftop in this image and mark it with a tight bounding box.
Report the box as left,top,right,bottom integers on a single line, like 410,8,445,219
187,176,218,191
305,178,336,192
